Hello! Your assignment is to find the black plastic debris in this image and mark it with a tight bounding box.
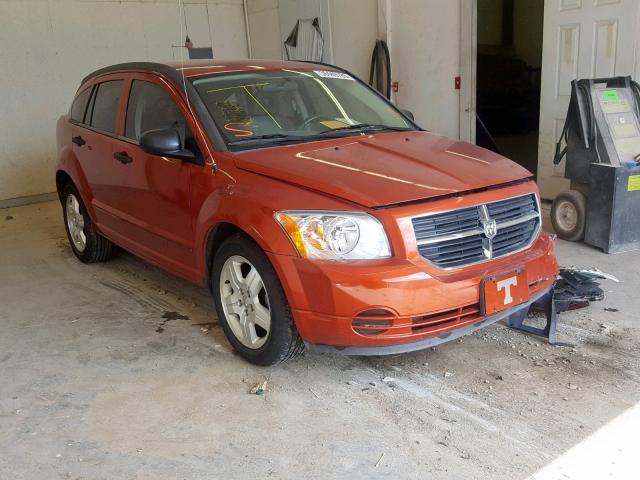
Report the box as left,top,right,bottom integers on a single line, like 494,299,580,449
509,288,569,346
513,267,618,347
553,267,617,312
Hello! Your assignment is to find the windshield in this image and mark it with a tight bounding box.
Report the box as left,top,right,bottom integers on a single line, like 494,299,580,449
191,69,414,149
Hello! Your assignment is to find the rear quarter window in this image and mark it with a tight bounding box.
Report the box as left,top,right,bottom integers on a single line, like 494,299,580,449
88,80,123,133
70,87,92,123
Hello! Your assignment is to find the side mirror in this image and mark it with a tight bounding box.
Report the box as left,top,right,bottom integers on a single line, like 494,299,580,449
139,128,194,160
401,109,415,122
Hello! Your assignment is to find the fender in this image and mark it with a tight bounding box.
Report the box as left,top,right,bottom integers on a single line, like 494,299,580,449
194,182,300,282
191,160,362,284
55,152,97,223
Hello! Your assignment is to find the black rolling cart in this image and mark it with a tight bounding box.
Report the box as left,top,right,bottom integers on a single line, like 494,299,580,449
551,76,640,253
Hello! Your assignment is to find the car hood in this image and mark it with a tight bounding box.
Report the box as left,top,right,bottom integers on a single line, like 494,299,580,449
233,131,532,208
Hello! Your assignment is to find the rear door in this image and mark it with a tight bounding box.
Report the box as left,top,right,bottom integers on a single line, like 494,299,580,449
68,85,93,189
109,74,200,272
72,75,126,232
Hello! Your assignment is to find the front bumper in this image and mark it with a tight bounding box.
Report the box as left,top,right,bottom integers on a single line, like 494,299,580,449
306,285,552,355
267,231,559,351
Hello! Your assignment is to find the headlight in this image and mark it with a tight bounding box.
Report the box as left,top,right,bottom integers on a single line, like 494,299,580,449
274,211,391,260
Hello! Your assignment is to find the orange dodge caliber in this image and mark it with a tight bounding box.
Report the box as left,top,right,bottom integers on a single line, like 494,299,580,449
55,60,559,365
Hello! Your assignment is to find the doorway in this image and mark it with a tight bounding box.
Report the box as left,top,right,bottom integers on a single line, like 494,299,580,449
475,0,544,177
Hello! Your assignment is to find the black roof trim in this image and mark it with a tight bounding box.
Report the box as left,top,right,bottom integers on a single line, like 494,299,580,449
81,62,183,89
80,62,227,152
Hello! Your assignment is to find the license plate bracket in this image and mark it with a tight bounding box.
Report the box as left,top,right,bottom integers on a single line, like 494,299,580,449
481,268,529,315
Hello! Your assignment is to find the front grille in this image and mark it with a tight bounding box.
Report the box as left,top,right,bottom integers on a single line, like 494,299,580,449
412,193,540,268
411,303,481,334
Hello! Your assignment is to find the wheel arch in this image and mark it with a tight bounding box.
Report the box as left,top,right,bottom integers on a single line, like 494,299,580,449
196,189,299,288
204,222,244,289
56,170,73,201
55,149,97,222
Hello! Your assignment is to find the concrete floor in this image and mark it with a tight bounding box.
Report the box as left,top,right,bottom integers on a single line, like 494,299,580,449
1,201,639,480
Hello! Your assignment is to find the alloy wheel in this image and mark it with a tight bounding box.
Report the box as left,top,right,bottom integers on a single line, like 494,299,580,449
219,255,271,349
66,194,86,252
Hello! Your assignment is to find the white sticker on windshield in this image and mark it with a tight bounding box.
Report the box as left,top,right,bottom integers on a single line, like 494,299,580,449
314,70,355,80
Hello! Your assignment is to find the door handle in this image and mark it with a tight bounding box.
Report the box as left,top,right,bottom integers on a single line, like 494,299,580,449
71,135,86,147
113,151,133,164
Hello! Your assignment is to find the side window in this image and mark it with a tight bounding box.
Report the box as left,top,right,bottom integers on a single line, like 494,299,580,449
89,80,123,133
125,80,192,146
70,87,92,123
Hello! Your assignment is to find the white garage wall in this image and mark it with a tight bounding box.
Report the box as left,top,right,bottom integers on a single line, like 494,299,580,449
331,0,378,80
0,0,248,203
278,0,334,63
246,0,283,59
388,0,461,138
246,0,379,80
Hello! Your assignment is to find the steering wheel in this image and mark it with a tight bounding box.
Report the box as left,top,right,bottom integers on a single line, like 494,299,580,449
299,115,336,131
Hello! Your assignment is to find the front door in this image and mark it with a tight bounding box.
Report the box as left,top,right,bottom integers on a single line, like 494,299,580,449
109,75,201,276
537,0,639,199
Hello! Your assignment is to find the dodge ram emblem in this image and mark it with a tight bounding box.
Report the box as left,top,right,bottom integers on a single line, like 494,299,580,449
482,219,498,240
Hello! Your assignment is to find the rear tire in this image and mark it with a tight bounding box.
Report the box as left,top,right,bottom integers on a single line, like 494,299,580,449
551,190,587,241
62,184,113,263
211,234,304,366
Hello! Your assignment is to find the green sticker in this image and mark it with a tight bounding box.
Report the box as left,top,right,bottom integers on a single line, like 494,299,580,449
629,175,640,192
603,89,619,102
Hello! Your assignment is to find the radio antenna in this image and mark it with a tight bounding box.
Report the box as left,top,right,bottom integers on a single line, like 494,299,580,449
177,0,191,112
175,0,218,172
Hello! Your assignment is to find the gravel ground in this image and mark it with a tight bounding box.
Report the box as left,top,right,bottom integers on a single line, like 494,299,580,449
1,200,638,479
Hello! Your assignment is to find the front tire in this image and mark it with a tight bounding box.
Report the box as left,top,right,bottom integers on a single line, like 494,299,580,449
211,234,304,365
62,184,113,263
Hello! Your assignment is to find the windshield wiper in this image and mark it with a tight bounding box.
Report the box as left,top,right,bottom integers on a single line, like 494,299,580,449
228,131,351,146
227,124,413,148
317,123,413,135
227,133,302,145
